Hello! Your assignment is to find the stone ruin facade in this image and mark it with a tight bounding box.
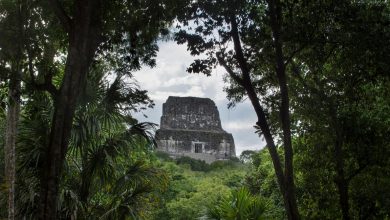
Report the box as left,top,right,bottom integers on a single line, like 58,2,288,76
155,96,236,163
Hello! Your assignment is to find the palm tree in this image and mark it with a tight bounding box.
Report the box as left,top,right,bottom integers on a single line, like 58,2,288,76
206,187,269,220
6,66,166,219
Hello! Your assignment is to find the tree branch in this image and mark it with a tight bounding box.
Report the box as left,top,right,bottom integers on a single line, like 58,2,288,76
229,15,251,79
29,73,58,97
216,52,244,86
284,45,306,66
48,0,72,33
291,63,321,96
27,52,58,97
346,163,368,182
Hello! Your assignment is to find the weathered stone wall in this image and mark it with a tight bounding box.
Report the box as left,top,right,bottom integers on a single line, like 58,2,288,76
155,96,236,163
156,129,235,155
160,96,223,131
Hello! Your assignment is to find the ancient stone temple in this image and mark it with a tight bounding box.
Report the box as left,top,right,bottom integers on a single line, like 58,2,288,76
155,96,236,163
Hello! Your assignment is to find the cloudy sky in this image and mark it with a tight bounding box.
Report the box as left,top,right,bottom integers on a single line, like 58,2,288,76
133,41,266,156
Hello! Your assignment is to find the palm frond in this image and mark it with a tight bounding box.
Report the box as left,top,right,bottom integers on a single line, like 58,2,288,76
205,187,269,220
90,159,168,220
125,122,157,150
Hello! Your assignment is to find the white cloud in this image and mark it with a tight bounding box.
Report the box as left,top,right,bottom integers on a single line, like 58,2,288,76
225,121,254,131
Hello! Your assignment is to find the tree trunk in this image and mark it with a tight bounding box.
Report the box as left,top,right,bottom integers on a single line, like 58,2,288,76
244,56,299,220
39,1,102,219
245,83,293,217
266,0,300,218
336,175,350,220
39,50,91,219
5,66,21,220
226,9,299,219
294,58,352,219
5,1,25,217
328,99,350,220
227,16,288,207
334,139,350,220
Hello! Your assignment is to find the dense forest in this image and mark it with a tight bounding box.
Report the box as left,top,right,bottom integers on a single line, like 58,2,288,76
0,0,389,219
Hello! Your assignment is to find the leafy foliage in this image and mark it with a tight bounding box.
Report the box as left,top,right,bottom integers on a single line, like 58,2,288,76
244,150,285,219
1,0,390,219
206,187,269,220
174,0,390,219
175,156,212,172
151,155,248,220
0,67,166,219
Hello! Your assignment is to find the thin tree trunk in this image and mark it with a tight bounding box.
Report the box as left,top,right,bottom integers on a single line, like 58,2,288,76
334,139,350,220
266,0,299,218
5,66,21,220
227,11,299,219
244,82,292,216
293,66,352,219
328,97,350,220
5,0,25,217
227,15,287,201
39,1,102,219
